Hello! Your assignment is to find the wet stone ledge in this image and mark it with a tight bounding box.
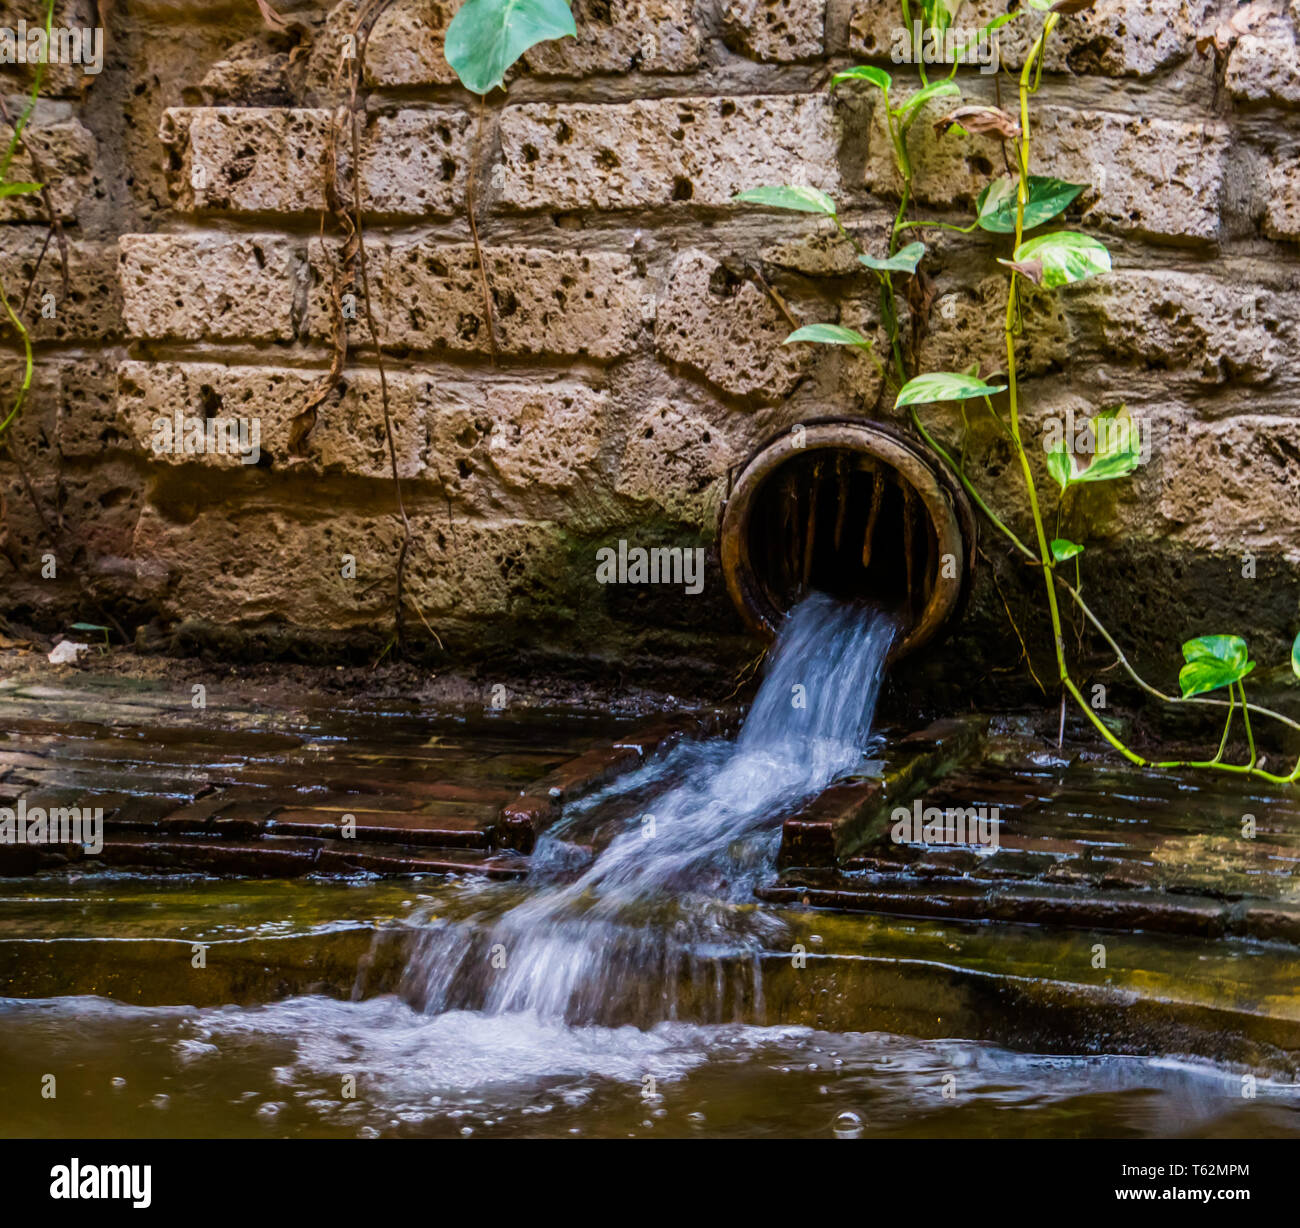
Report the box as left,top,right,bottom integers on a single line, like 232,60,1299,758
765,731,1300,948
0,679,715,880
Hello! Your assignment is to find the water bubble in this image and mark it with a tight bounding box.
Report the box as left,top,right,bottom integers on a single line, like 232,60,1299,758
832,1110,864,1138
110,1077,126,1090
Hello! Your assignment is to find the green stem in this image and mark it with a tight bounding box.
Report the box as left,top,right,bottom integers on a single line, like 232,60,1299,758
1210,690,1234,764
0,1,53,183
0,274,33,438
1000,16,1150,766
0,0,54,444
1240,678,1257,769
897,218,979,234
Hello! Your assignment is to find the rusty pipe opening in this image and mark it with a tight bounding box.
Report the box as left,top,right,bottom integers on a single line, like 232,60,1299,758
719,420,977,660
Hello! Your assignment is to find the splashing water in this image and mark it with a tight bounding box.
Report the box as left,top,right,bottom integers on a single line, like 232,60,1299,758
402,594,895,1025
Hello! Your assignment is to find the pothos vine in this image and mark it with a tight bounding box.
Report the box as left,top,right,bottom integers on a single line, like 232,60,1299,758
735,2,1300,785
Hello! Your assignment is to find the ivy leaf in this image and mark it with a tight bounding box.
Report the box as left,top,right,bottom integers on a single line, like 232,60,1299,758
1046,406,1142,489
1179,634,1255,699
920,0,962,30
0,181,43,198
895,371,1007,407
976,176,1087,234
1011,231,1111,288
858,242,926,275
892,81,960,128
1046,441,1074,491
445,0,576,95
831,65,892,94
1081,405,1142,482
732,185,839,216
1293,630,1300,680
784,324,875,351
1051,538,1084,562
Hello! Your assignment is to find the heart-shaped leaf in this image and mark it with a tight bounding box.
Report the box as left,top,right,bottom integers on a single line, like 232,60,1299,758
831,65,892,94
1179,634,1255,699
976,176,1088,234
445,0,576,95
1046,441,1074,491
920,0,961,30
1011,231,1111,288
858,242,926,275
784,324,875,350
896,371,1007,408
732,185,839,216
1051,538,1084,562
1045,407,1142,489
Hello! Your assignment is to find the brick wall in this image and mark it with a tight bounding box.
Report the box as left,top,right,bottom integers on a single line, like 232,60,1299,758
3,0,1300,693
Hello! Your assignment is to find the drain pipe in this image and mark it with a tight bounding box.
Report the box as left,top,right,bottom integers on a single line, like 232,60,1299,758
718,420,977,659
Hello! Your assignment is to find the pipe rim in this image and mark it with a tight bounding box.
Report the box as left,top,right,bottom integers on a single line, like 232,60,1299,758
719,420,976,659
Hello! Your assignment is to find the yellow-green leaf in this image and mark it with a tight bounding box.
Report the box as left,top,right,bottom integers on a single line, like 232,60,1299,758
732,185,838,216
1012,231,1111,288
896,371,1006,408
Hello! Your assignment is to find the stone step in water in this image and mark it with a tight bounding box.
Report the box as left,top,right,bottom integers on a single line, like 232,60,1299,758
2,879,1297,1076
770,727,1300,945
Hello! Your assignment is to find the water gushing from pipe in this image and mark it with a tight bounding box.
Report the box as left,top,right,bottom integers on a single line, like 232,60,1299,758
403,593,895,1025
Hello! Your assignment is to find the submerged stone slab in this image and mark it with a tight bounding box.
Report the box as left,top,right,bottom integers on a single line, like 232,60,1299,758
778,716,987,867
499,714,723,852
767,737,1300,946
3,881,1298,1074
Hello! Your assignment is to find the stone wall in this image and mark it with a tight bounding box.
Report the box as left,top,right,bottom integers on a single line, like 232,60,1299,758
2,0,1299,697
